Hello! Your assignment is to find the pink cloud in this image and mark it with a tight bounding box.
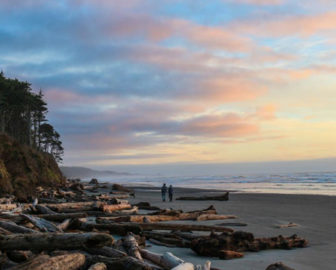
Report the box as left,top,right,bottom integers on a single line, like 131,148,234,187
182,114,259,137
231,11,336,37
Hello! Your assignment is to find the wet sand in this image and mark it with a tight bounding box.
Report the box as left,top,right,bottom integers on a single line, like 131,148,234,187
128,187,336,270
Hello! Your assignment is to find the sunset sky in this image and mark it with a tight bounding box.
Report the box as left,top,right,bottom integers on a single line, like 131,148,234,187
1,0,336,170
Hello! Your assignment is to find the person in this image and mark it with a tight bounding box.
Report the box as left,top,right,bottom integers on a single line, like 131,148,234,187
161,183,167,202
168,185,173,202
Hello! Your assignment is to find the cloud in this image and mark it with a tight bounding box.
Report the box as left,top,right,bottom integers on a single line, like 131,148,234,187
230,11,336,37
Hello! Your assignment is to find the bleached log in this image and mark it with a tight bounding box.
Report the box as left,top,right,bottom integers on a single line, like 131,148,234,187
20,214,61,232
140,249,164,268
100,203,132,213
88,263,107,270
122,233,143,261
9,253,86,270
0,232,114,252
161,252,184,269
0,220,38,234
171,263,194,270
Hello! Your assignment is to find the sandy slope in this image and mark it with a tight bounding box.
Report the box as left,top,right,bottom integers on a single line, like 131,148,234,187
128,187,336,270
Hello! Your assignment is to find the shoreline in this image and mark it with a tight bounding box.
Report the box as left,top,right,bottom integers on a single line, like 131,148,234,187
127,186,336,270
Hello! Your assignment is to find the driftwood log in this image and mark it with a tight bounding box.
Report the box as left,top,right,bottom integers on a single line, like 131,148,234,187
266,262,295,270
9,253,86,270
0,221,38,234
88,263,108,270
191,231,308,259
0,232,114,251
127,222,234,233
88,255,153,270
122,233,143,261
176,192,229,201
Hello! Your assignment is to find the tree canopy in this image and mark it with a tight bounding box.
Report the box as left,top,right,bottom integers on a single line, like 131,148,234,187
0,72,63,162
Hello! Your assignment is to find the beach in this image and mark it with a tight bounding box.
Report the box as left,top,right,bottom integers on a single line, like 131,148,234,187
128,187,336,270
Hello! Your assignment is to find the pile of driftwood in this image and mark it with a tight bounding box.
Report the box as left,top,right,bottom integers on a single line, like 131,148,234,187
0,179,307,270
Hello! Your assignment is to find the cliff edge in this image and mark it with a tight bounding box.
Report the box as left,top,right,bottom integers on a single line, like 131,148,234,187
0,134,65,200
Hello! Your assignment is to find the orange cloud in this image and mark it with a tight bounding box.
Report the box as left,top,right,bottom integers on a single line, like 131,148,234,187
254,104,277,120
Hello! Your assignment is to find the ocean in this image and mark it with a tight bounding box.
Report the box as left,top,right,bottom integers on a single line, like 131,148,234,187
95,171,336,196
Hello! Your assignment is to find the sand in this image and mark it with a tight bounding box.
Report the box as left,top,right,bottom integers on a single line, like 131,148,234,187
127,187,336,270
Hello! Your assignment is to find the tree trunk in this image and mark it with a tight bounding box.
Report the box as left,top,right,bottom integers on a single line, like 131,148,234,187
0,232,114,252
88,255,152,270
9,253,86,270
0,221,39,234
20,214,61,232
122,233,143,261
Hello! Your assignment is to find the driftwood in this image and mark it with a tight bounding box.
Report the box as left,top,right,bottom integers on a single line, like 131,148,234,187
191,231,308,259
266,262,295,270
176,192,229,201
122,233,143,261
127,222,233,233
134,202,160,211
100,203,132,213
7,250,33,263
9,253,86,270
35,205,56,215
171,263,194,270
37,212,88,222
0,232,114,251
143,231,191,248
88,263,108,270
88,255,152,270
57,218,72,231
86,246,127,258
73,220,142,235
112,184,133,193
20,214,61,232
0,220,38,234
0,204,18,211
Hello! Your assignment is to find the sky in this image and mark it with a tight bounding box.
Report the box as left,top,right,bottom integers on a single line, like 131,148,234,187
1,0,336,172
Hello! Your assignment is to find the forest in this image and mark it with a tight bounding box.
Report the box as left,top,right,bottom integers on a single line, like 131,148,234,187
0,72,63,162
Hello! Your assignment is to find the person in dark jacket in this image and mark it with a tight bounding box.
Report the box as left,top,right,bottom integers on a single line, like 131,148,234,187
168,185,173,202
161,183,167,202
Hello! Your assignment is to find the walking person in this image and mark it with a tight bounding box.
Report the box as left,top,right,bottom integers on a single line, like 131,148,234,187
168,185,173,202
161,183,167,202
